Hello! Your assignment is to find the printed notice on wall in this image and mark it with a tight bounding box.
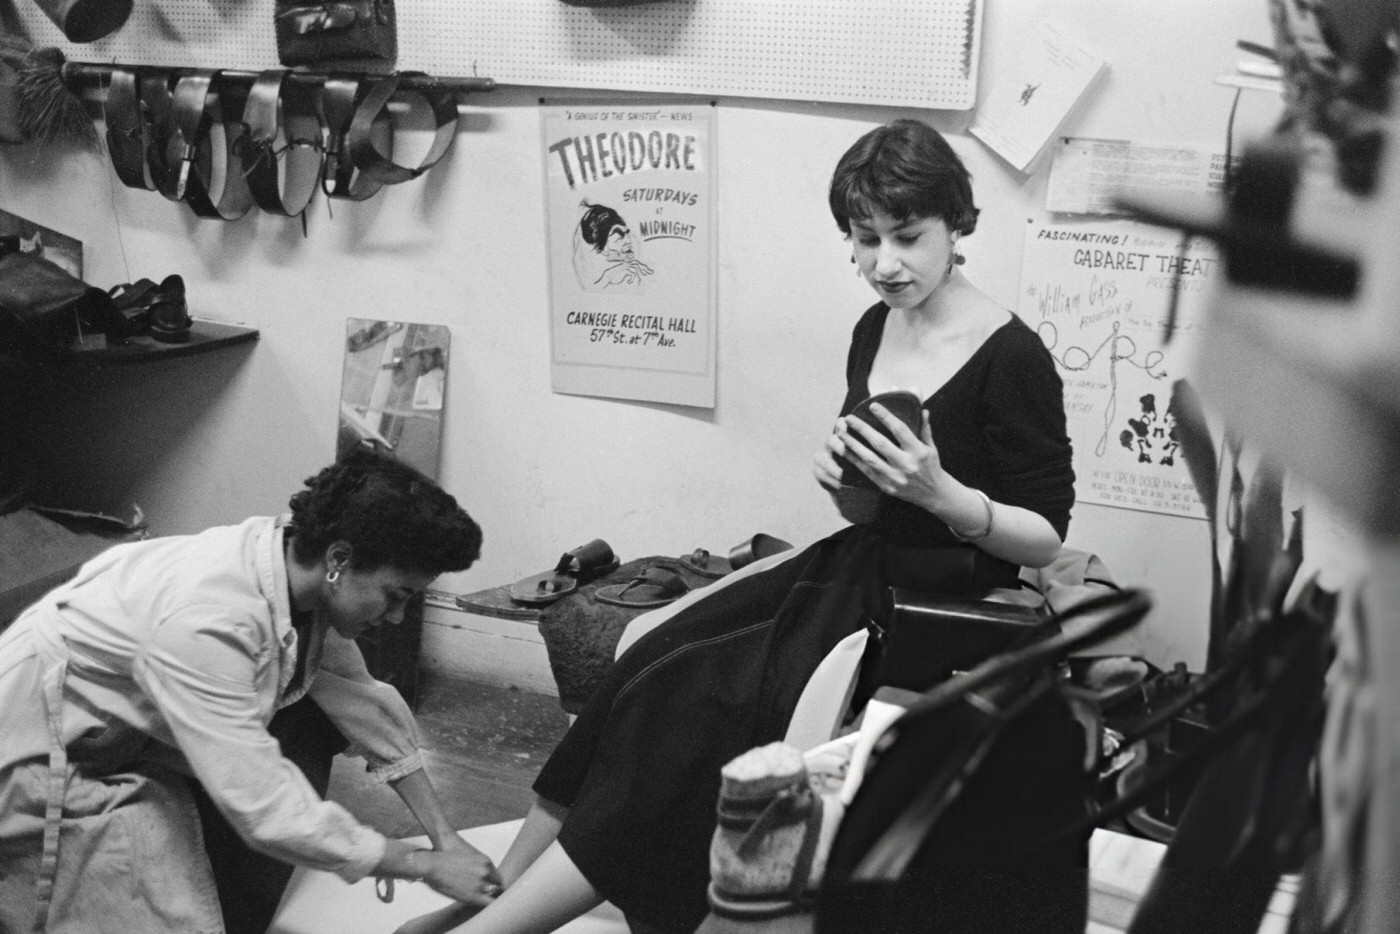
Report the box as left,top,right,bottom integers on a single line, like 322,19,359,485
1019,220,1221,519
969,19,1107,173
541,103,717,408
1046,137,1238,216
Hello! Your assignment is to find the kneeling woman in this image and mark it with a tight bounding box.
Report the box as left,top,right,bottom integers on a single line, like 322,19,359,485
0,449,502,932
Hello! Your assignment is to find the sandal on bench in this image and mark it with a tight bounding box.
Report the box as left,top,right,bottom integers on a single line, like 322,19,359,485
679,534,795,580
595,564,691,608
509,538,620,606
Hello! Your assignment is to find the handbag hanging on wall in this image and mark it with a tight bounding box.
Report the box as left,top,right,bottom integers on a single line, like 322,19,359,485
274,0,397,67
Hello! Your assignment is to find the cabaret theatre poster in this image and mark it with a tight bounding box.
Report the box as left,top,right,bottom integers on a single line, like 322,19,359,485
1018,220,1220,520
541,103,717,407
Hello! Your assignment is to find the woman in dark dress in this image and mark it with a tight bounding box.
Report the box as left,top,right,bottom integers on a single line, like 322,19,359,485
398,118,1074,934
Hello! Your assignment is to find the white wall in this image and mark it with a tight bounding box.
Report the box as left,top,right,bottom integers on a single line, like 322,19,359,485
1,2,1286,674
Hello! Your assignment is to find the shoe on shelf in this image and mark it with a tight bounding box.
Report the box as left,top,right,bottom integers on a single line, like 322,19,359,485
106,278,160,337
147,274,191,344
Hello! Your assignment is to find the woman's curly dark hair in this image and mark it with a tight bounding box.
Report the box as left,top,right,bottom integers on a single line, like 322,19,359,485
288,448,482,576
828,118,980,237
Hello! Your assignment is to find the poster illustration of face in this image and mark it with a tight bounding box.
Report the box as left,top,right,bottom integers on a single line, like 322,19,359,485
541,103,716,408
572,200,654,292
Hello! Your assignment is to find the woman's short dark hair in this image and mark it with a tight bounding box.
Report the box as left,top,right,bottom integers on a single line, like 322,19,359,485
828,118,979,237
288,448,482,576
578,201,627,252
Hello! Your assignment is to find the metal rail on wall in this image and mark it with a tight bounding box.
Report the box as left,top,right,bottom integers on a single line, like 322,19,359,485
56,60,497,221
57,61,497,96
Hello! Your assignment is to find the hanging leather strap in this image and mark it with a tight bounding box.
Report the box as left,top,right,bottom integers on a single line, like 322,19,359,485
347,71,457,186
139,71,182,201
103,68,154,190
165,70,213,203
240,69,325,217
320,75,387,201
167,71,256,221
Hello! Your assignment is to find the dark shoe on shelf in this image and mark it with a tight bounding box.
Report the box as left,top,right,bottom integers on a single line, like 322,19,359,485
107,277,158,335
148,274,191,344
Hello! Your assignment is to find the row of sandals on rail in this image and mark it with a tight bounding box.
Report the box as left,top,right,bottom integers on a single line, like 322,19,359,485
102,66,460,219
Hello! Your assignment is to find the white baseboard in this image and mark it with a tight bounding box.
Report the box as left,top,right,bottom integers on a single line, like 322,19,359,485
419,601,559,698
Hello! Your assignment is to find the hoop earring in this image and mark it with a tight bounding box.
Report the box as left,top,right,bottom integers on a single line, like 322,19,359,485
326,568,340,585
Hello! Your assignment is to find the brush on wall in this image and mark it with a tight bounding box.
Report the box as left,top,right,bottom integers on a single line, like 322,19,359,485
13,45,97,149
0,0,125,150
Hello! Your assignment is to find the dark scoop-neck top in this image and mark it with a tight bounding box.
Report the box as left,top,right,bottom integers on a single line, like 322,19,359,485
839,301,1075,542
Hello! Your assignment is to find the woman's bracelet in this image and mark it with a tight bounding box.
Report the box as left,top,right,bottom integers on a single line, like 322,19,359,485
950,488,995,542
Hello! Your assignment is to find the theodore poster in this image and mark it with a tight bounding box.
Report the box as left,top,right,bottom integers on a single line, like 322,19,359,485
1018,220,1220,519
541,102,717,408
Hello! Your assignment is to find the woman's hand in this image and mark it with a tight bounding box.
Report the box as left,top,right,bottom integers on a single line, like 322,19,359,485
837,404,949,511
415,844,503,906
814,420,885,523
812,419,851,492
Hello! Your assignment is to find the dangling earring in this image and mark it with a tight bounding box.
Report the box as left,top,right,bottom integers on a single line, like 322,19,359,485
945,252,964,276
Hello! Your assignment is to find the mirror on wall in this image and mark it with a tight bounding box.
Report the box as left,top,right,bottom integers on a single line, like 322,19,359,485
337,318,449,480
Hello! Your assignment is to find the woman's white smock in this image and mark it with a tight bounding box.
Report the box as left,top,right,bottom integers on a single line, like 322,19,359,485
0,515,424,931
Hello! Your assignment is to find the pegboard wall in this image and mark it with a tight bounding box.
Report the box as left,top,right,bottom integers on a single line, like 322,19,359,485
9,0,984,109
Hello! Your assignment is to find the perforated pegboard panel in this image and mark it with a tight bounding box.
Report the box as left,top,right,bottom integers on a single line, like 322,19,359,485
10,0,983,109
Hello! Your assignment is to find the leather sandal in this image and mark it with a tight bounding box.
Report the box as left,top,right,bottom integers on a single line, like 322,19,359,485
595,565,691,608
678,547,731,580
839,389,924,488
729,533,794,569
509,538,620,606
680,534,794,580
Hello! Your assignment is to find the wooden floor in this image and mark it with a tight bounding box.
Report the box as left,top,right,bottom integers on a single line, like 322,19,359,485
326,672,572,838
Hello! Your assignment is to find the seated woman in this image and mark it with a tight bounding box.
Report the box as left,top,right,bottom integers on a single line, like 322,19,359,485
0,448,504,933
400,117,1074,934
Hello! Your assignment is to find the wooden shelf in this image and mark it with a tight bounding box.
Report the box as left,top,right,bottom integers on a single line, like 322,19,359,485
70,319,259,365
454,584,543,622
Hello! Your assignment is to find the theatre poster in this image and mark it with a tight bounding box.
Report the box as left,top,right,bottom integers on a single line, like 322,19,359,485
1017,220,1221,520
541,103,717,408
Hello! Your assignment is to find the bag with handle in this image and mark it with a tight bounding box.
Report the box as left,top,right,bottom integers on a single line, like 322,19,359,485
274,0,397,67
0,251,135,363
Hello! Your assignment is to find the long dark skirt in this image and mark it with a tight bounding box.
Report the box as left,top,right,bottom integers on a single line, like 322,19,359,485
533,525,1016,932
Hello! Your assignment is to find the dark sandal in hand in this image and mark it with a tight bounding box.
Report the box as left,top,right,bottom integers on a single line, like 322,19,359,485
839,389,924,488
